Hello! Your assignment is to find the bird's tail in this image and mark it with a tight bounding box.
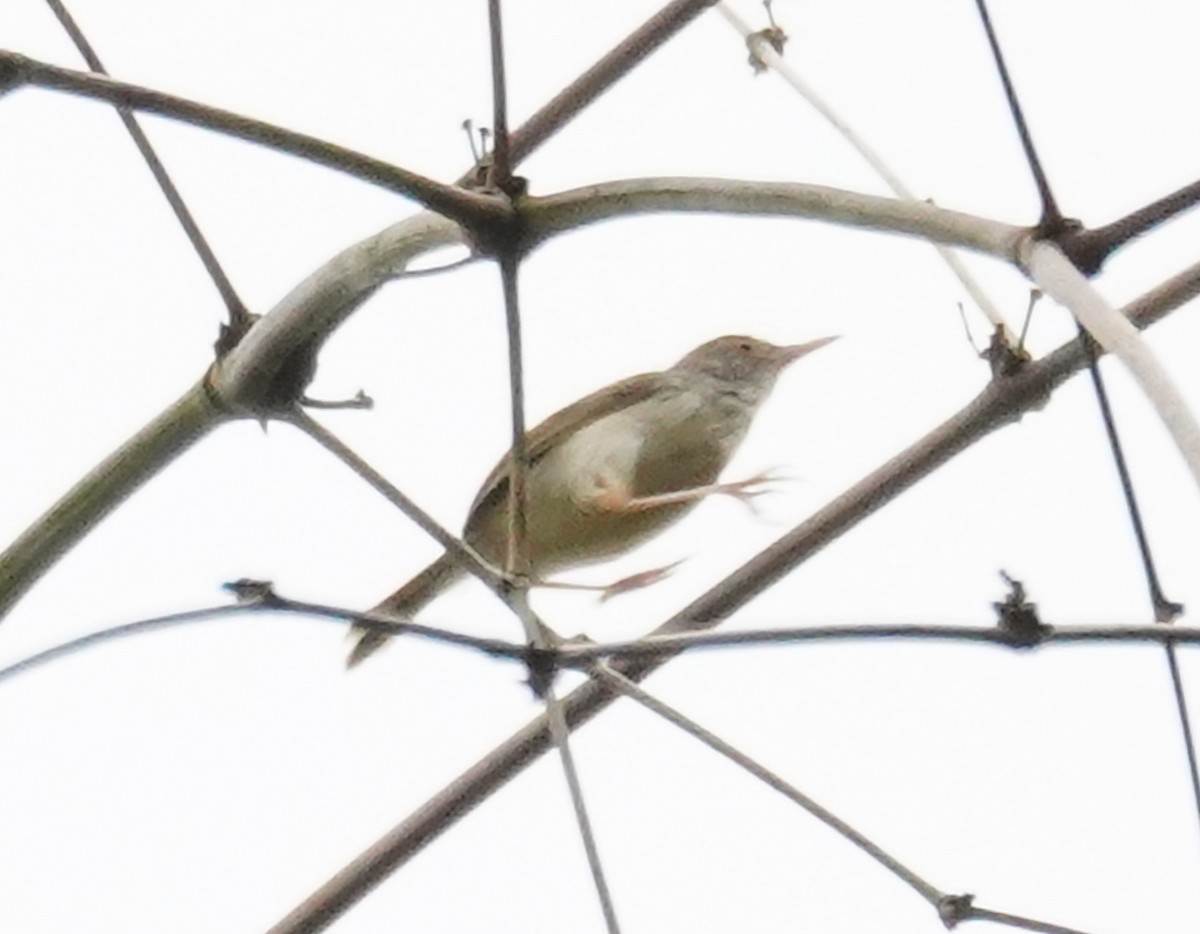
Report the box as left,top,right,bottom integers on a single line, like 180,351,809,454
346,553,461,667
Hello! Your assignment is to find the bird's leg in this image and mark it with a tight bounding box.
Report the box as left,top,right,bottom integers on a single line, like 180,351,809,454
597,560,685,601
592,470,784,516
535,559,685,601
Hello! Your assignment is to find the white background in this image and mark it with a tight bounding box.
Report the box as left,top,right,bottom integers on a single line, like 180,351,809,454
2,2,1199,931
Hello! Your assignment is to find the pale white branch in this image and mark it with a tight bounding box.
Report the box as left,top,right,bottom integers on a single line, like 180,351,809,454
524,177,1025,260
1023,240,1200,494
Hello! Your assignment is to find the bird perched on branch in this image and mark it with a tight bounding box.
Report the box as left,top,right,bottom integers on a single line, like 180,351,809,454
348,333,836,666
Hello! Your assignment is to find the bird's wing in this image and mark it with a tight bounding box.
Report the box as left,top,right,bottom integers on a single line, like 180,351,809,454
464,371,666,525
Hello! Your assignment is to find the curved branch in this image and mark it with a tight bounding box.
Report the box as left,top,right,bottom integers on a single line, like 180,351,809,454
212,214,463,409
213,180,1021,411
0,50,510,232
521,178,1025,260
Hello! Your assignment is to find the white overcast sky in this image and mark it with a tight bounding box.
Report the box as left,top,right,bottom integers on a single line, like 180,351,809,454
2,2,1200,932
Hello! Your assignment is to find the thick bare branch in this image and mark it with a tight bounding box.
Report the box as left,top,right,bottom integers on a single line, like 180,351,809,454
266,260,1200,933
0,382,223,619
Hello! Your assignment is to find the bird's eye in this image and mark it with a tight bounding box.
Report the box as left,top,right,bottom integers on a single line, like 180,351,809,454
738,341,751,351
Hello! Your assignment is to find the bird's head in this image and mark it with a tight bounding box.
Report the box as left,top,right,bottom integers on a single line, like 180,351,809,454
674,334,837,403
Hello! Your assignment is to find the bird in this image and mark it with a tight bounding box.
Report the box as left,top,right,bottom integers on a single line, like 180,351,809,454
347,333,836,666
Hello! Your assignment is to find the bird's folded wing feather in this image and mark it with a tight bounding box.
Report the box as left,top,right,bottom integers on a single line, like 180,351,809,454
465,371,667,524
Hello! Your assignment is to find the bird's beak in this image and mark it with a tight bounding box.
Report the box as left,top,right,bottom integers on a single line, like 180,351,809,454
778,335,839,364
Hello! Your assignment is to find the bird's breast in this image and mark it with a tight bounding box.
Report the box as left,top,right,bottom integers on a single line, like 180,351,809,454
464,384,758,576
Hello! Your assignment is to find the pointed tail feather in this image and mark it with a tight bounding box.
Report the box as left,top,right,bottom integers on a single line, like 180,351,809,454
347,553,462,667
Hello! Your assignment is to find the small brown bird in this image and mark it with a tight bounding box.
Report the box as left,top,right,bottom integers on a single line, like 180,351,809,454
348,334,836,666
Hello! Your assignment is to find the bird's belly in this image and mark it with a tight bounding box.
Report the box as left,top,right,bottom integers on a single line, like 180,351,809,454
468,404,733,575
527,490,696,572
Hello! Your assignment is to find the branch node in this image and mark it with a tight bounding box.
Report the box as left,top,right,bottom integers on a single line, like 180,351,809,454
1055,223,1107,277
993,571,1050,648
936,892,975,928
224,577,283,608
212,311,259,359
0,50,25,94
1155,597,1185,625
981,323,1030,379
745,1,788,73
522,645,561,699
463,183,530,258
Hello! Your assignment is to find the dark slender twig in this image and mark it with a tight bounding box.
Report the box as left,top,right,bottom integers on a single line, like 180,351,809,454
560,622,1200,662
541,693,622,934
0,598,529,685
496,214,623,934
267,261,1200,934
487,0,512,191
972,0,1064,232
498,256,531,588
486,6,618,920
0,604,252,683
286,410,508,595
1077,327,1200,831
596,666,946,904
1078,329,1181,622
44,0,252,331
0,51,509,232
7,602,1200,686
1164,645,1200,844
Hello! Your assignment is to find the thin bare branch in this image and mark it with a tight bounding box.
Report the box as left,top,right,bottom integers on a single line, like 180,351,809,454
486,0,512,191
0,594,530,685
0,603,253,683
12,593,1200,686
963,904,1091,934
498,258,532,589
44,0,250,328
491,24,622,909
286,410,508,596
559,621,1200,663
542,680,623,934
1163,645,1200,840
973,0,1063,230
594,666,944,905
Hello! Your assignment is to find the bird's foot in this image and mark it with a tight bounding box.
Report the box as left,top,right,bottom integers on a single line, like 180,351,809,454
597,559,686,602
707,468,789,516
597,470,788,516
534,559,685,601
